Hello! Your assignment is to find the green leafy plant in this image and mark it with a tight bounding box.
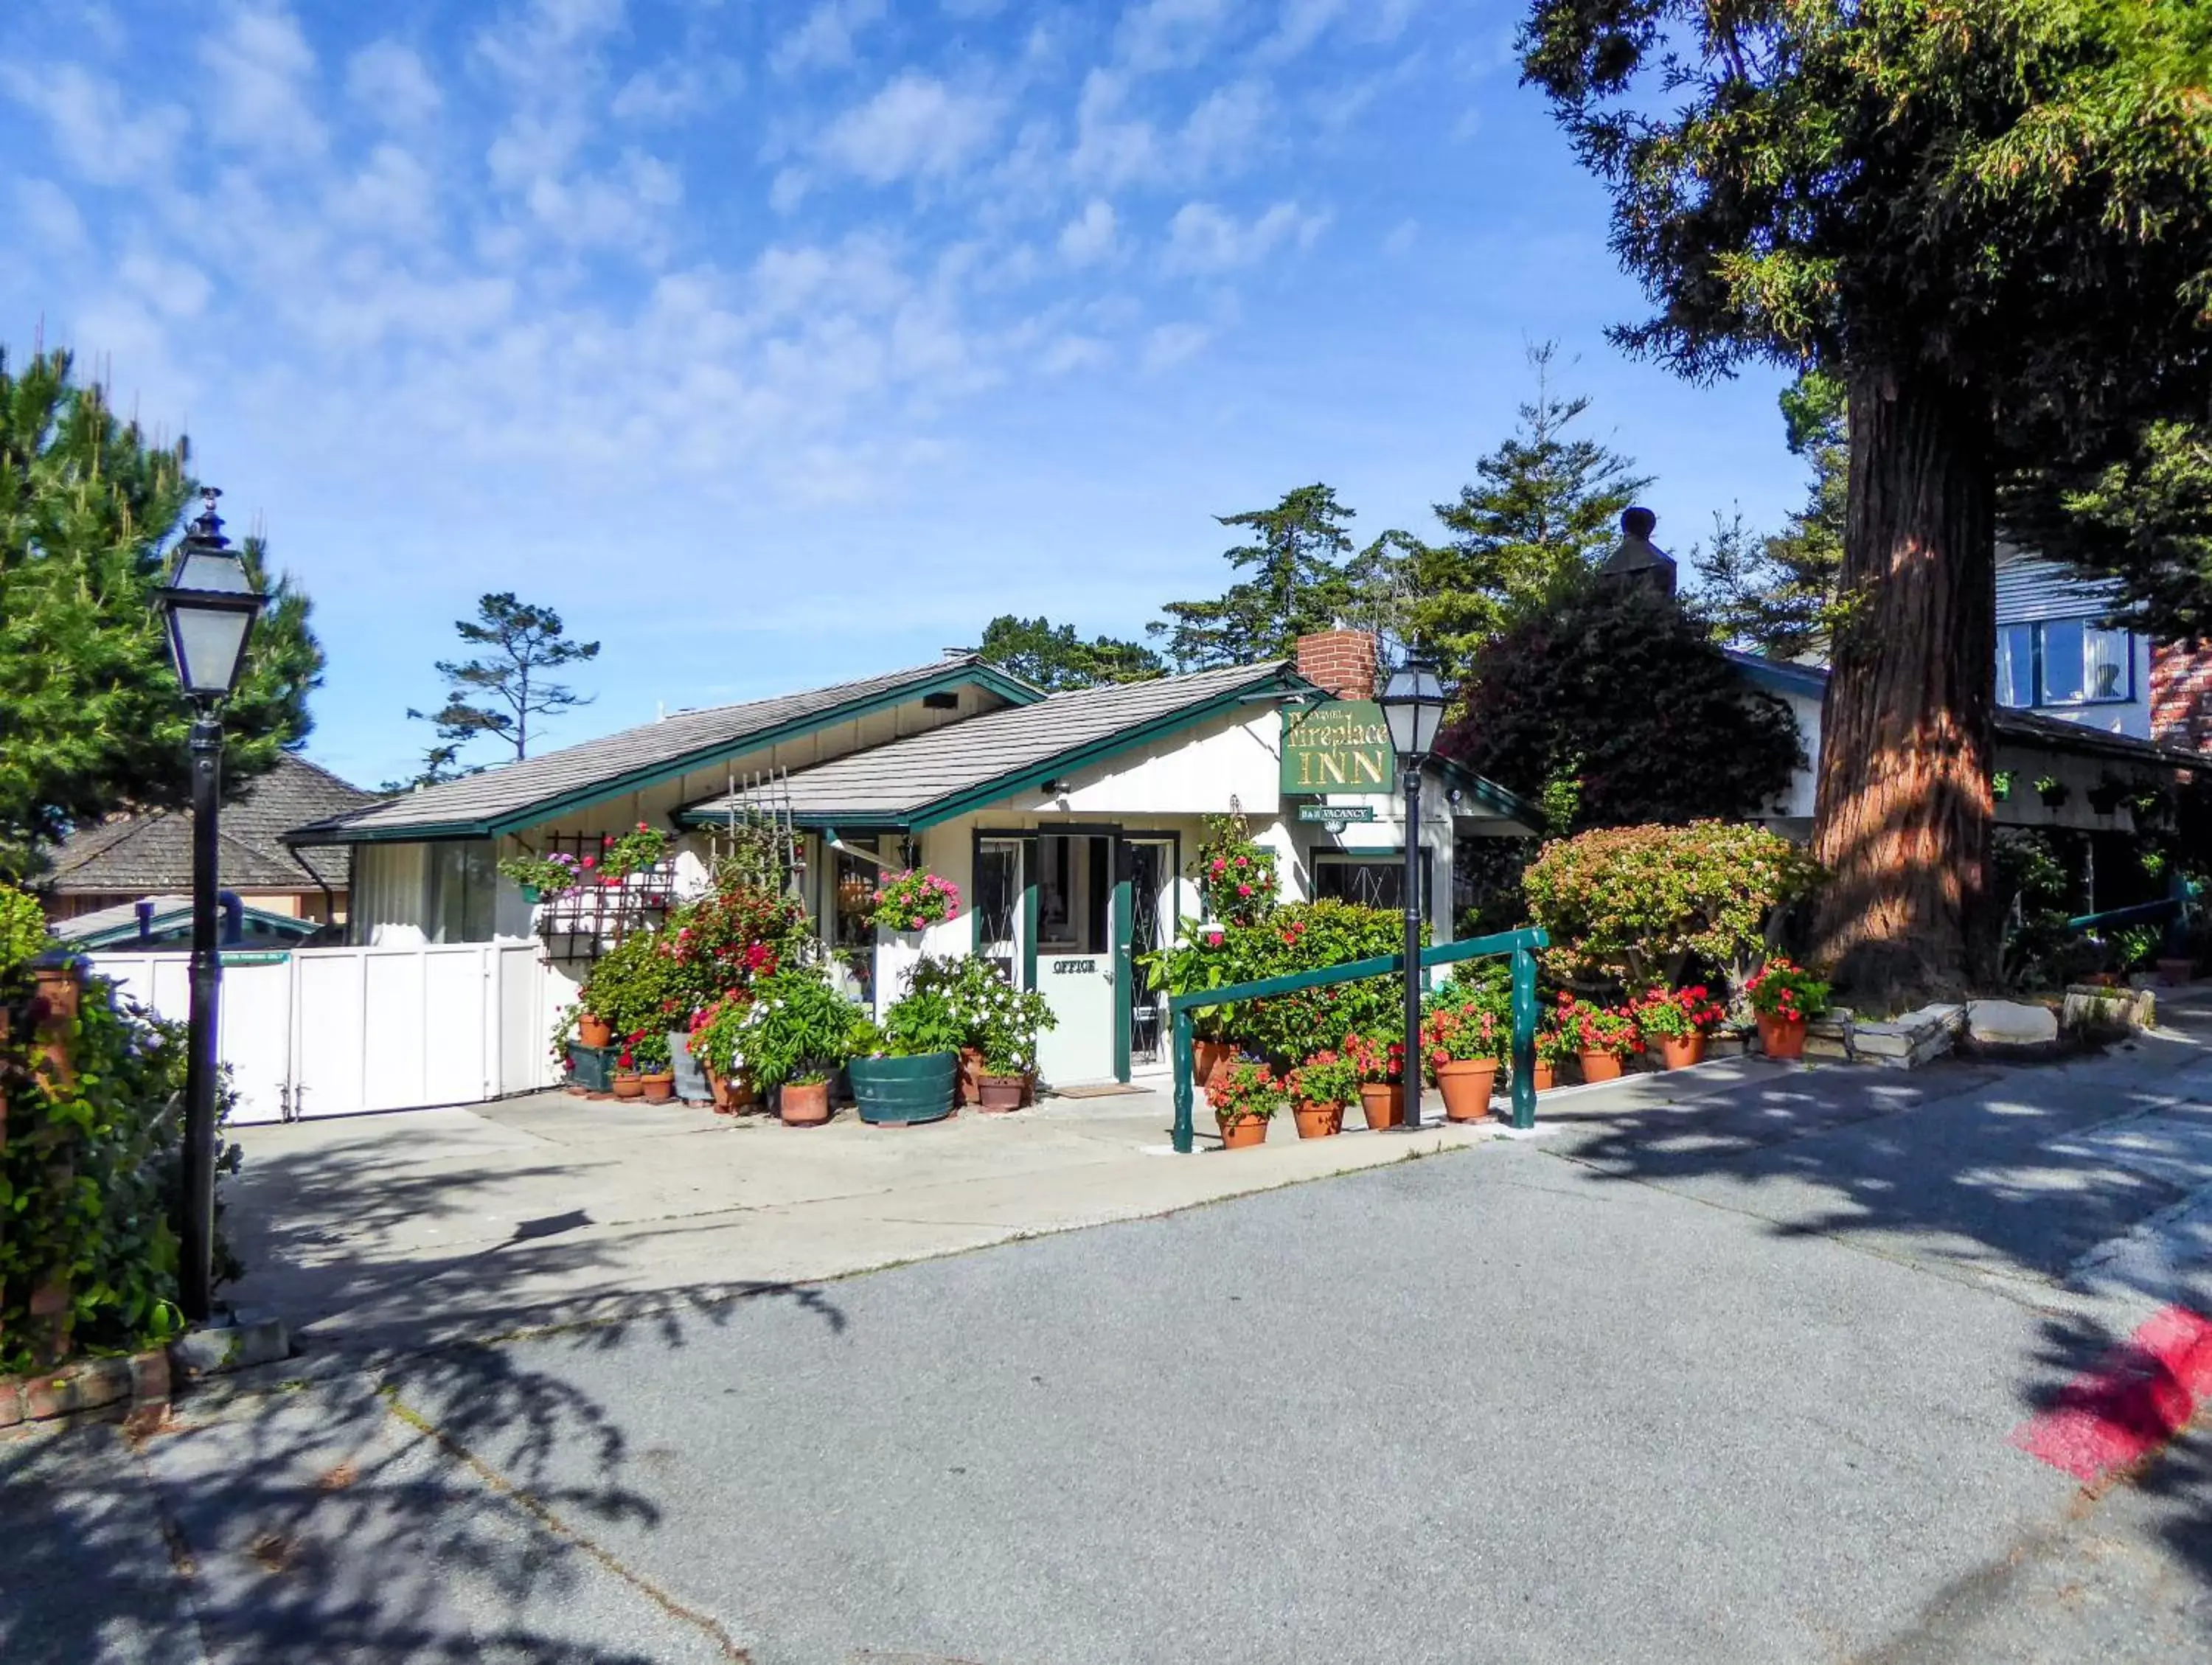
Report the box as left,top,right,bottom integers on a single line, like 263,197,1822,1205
1,885,52,974
1522,821,1823,994
1744,959,1831,1023
881,985,968,1057
1630,985,1726,1042
746,970,864,1088
869,869,959,932
616,1028,671,1074
1230,900,1414,1066
1554,995,1641,1060
902,954,1056,1065
496,849,582,897
1205,1055,1284,1123
1419,984,1510,1071
664,879,815,1014
688,993,755,1080
1194,810,1279,926
602,821,670,880
1284,1050,1360,1109
573,931,686,1049
2035,776,2071,810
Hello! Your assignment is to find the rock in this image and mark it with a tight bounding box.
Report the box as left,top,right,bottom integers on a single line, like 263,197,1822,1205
169,1314,291,1380
1851,1004,1964,1071
1966,999,2059,1048
2064,984,2156,1037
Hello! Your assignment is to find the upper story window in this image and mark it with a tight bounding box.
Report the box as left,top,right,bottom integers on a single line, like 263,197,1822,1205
1997,618,2135,708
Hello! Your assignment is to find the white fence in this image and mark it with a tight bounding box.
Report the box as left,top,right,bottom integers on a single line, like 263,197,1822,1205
87,941,567,1124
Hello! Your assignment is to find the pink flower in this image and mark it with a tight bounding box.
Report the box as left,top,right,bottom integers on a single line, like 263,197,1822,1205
1237,883,1253,897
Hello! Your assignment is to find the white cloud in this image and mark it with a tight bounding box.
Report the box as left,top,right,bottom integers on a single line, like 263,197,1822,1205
119,250,214,319
1117,0,1238,73
1265,0,1349,60
1178,79,1273,176
1141,321,1211,373
613,58,737,122
198,4,327,159
1,63,189,185
330,144,438,240
1039,333,1107,374
1163,199,1326,274
772,0,886,76
16,178,88,253
346,39,442,126
1058,198,1118,266
816,74,1001,186
1382,218,1418,257
1070,72,1274,190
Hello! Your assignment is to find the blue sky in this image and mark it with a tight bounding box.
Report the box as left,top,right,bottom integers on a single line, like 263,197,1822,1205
1,0,1804,788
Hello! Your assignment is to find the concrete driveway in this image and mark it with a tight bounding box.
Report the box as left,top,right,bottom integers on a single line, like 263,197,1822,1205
11,1011,2212,1662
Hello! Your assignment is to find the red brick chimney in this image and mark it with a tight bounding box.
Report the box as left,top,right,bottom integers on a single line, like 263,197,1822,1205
2152,642,2212,751
1294,629,1380,701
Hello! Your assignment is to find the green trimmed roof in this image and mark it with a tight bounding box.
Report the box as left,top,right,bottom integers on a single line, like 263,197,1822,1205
681,661,1303,831
53,894,325,950
288,658,1039,844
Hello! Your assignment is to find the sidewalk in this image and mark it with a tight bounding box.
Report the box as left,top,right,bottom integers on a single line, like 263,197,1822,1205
223,1086,1508,1360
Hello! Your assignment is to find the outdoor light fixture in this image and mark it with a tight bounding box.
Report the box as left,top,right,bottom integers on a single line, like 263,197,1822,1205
1380,654,1447,1133
155,487,265,1324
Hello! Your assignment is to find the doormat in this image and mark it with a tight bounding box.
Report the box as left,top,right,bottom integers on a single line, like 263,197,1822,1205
1049,1082,1152,1099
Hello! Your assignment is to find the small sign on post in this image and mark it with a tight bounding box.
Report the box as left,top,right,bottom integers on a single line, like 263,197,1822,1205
1296,803,1378,827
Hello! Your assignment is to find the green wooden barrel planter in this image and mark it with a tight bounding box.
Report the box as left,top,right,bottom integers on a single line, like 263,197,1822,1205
848,1052,959,1125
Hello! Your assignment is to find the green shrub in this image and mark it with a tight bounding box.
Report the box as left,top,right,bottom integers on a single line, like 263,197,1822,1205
1521,821,1823,994
746,970,864,1088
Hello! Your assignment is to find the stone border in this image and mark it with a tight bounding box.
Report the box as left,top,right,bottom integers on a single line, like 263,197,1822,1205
0,1315,289,1433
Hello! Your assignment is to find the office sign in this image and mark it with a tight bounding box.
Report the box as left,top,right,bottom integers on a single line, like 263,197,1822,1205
1281,701,1395,795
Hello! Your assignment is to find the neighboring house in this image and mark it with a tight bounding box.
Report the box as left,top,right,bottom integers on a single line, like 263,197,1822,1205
41,754,380,937
50,894,329,951
287,641,1538,1088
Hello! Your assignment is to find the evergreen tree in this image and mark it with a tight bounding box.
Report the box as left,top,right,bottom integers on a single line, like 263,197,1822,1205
972,616,1163,691
1696,371,1846,661
1398,341,1651,687
1150,484,1358,670
1523,0,2212,1000
0,347,324,881
411,593,599,764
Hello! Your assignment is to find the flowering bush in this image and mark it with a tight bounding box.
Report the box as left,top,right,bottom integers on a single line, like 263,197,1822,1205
1554,993,1641,1059
687,994,755,1080
1206,1055,1284,1122
870,869,959,931
497,849,582,897
745,969,865,1088
1522,821,1823,992
1286,1050,1360,1108
1195,810,1279,926
665,881,814,1012
1340,1029,1406,1085
1630,985,1727,1042
602,821,670,881
616,1028,672,1074
1420,986,1509,1069
1745,958,1831,1022
902,954,1057,1070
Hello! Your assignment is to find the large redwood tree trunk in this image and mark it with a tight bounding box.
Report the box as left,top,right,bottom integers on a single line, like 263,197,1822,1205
1809,364,1997,1005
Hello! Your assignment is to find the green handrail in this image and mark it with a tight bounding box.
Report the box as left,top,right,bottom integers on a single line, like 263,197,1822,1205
1168,925,1551,1153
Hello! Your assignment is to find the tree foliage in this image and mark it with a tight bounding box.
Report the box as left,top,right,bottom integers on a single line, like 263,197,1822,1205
1445,579,1804,833
0,347,324,882
411,591,599,766
1695,370,1846,661
973,614,1163,690
1150,484,1358,669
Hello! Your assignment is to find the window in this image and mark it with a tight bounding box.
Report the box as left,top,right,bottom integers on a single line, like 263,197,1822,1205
1996,618,2135,708
426,840,496,943
1312,852,1433,922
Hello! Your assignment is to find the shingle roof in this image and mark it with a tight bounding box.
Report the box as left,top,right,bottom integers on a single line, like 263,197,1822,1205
289,658,1032,842
45,754,382,897
681,662,1298,828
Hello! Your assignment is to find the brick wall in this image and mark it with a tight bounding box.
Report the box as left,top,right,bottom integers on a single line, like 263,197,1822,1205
2150,642,2212,750
1293,629,1380,701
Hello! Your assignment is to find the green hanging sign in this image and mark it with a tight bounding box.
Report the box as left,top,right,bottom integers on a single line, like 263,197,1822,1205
1281,700,1395,796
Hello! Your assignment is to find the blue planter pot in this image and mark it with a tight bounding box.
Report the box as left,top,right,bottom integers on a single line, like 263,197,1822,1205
848,1051,959,1125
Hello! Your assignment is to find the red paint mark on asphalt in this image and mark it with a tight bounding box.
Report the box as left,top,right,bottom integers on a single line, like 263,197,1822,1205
2011,1306,2212,1484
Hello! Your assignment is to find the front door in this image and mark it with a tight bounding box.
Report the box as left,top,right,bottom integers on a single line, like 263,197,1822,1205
1032,831,1116,1085
1121,837,1175,1071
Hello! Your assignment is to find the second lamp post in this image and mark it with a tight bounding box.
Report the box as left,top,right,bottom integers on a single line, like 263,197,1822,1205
1378,656,1446,1130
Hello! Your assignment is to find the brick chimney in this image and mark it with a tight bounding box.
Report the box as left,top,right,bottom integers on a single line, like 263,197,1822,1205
1294,629,1380,701
2151,642,2212,750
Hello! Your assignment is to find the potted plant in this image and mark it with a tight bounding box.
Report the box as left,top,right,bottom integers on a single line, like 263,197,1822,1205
499,849,582,906
1631,985,1726,1070
1556,995,1639,1082
747,970,863,1125
1206,1055,1282,1150
902,955,1020,1102
623,1029,675,1102
847,984,965,1125
688,995,760,1111
869,869,960,934
602,821,670,881
1284,1050,1357,1139
1141,927,1243,1084
1194,809,1279,928
1744,958,1830,1060
611,1037,645,1099
1341,1029,1405,1130
970,981,1057,1109
1420,986,1508,1122
577,1007,613,1049
2034,774,2070,810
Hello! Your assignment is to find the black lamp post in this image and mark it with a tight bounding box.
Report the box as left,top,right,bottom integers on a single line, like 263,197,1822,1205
1378,655,1445,1130
153,488,265,1322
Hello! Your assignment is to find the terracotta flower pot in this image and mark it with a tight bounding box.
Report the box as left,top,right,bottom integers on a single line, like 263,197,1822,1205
1433,1058,1498,1122
611,1072,644,1100
779,1080,832,1125
1531,1062,1556,1093
1292,1100,1343,1139
1216,1112,1269,1150
1578,1051,1625,1083
1757,1015,1808,1060
639,1071,675,1104
959,1047,986,1105
978,1074,1026,1112
704,1065,758,1113
1658,1035,1705,1071
1194,1039,1237,1085
1358,1082,1403,1130
578,1016,613,1049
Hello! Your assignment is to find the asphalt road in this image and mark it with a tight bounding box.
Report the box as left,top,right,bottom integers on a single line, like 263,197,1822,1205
10,1026,2212,1663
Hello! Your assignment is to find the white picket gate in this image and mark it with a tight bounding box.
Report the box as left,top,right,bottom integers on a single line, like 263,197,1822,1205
86,941,568,1124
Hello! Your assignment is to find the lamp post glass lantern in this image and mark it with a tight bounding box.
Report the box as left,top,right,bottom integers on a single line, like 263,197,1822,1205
1379,656,1447,1130
154,489,265,1323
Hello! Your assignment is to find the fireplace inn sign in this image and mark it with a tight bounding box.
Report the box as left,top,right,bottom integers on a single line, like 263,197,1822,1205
1281,701,1396,795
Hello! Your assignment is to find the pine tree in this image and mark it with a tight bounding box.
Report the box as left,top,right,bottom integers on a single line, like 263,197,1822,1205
1695,371,1846,661
971,616,1163,690
0,346,324,881
411,593,599,764
1150,484,1358,670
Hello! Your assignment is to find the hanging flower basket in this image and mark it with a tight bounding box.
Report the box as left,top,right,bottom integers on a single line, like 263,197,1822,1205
869,870,959,932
